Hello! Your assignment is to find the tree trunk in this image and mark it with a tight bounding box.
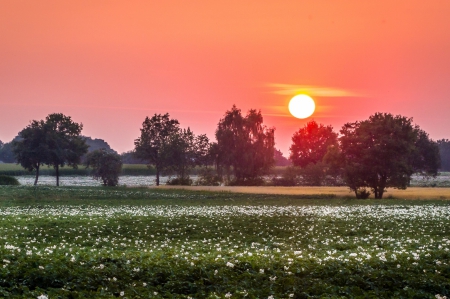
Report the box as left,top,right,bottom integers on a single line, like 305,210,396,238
34,165,40,186
56,165,60,186
156,167,160,186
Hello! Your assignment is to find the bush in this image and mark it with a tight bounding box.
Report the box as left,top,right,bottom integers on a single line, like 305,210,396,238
270,166,300,186
355,188,371,199
195,168,222,186
0,175,19,185
84,149,122,186
166,177,193,185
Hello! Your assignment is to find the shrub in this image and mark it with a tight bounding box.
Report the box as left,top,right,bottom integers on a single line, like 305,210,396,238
84,149,122,186
0,175,20,185
166,177,193,185
195,168,222,186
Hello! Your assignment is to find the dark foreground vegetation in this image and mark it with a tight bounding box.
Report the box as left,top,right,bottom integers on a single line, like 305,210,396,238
0,186,449,298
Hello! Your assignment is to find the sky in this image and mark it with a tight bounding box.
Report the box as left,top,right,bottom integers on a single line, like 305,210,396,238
2,1,450,155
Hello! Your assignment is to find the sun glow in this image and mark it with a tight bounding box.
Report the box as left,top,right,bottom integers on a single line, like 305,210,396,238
288,94,315,119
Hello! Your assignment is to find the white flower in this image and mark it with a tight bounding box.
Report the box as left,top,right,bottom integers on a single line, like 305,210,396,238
225,292,232,298
269,276,277,281
259,269,264,274
39,266,44,270
120,291,124,296
37,295,48,299
289,294,294,298
268,296,274,299
226,262,234,268
143,282,147,286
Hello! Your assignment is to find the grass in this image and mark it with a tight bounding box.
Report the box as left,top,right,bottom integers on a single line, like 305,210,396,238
0,186,449,298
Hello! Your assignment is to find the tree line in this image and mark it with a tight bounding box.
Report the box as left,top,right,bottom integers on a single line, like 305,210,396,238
1,107,444,198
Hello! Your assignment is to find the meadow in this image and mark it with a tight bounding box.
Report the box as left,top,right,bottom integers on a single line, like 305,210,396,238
0,186,449,298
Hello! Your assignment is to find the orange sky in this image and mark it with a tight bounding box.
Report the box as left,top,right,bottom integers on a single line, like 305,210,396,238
2,1,450,155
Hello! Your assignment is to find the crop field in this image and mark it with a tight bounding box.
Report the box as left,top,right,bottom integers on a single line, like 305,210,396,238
0,186,449,298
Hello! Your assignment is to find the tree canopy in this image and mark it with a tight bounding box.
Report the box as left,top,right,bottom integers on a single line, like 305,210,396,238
289,121,338,168
328,113,440,199
134,113,180,186
215,105,275,184
13,120,48,185
84,149,122,186
12,113,88,186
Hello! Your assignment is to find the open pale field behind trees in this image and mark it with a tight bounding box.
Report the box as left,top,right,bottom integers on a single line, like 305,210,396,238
160,185,450,200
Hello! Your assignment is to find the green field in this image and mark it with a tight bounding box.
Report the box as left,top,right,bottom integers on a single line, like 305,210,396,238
0,186,449,298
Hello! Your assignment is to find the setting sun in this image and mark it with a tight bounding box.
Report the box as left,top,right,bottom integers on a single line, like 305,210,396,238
288,95,316,119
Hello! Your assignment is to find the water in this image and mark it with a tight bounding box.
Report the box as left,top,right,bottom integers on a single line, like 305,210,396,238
15,175,190,187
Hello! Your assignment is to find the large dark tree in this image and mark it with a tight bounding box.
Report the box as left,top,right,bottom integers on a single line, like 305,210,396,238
289,121,338,168
332,113,440,199
134,113,180,186
12,114,87,186
44,113,88,186
215,105,275,184
13,120,48,185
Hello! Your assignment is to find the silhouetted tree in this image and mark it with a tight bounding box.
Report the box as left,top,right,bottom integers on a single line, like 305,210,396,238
215,105,275,184
84,149,122,186
289,121,338,167
13,120,48,185
134,113,180,186
44,113,88,186
328,113,439,199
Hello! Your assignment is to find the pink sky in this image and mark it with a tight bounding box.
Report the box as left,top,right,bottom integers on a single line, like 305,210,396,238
2,1,450,155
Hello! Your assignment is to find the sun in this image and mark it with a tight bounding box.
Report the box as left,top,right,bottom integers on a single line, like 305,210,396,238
288,94,315,119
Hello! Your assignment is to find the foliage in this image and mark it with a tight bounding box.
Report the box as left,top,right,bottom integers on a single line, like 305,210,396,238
215,105,275,184
44,113,89,186
166,176,193,185
329,113,440,199
0,140,17,163
0,175,19,185
438,139,450,171
195,167,222,186
84,149,123,186
161,128,211,182
271,166,300,186
13,114,88,186
81,136,117,163
0,188,448,298
120,150,147,164
289,121,338,168
12,120,48,185
134,113,180,186
274,149,291,166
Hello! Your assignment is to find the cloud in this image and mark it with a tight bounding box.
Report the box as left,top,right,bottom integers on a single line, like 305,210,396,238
268,84,363,97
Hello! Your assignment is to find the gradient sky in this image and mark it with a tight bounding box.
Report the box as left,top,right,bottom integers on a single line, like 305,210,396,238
2,1,450,155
